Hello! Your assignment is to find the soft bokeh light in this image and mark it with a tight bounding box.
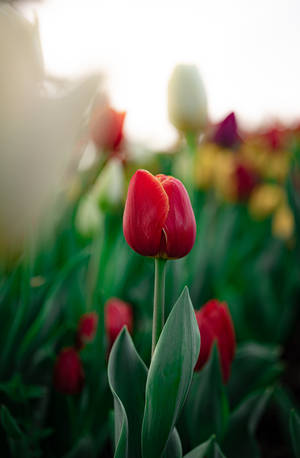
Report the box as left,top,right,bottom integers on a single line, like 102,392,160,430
25,0,300,148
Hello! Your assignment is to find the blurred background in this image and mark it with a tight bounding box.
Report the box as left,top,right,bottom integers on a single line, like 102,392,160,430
23,0,300,148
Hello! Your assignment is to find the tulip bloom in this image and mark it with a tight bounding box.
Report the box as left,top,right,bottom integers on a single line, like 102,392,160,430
213,112,240,148
123,170,196,259
53,348,84,395
90,104,126,152
168,64,207,133
234,161,258,201
76,312,98,349
195,300,235,383
105,298,133,348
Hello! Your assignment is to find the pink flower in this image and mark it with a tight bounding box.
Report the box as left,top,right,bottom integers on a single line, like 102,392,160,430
195,300,235,383
53,347,84,395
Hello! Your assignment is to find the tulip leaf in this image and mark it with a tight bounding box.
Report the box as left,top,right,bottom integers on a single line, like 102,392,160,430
108,331,129,458
163,428,183,458
142,286,200,458
178,345,229,449
290,409,300,458
227,342,283,409
222,388,272,458
183,436,227,458
0,405,23,440
108,327,148,458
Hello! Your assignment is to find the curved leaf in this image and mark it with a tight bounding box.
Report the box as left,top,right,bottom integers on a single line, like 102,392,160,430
179,345,229,448
142,286,200,458
108,327,148,458
290,409,300,458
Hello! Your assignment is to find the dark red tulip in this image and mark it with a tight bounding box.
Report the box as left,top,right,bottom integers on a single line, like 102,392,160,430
53,347,84,395
213,112,240,148
234,161,258,201
76,312,98,350
195,299,235,383
105,298,133,348
123,169,196,258
90,104,126,152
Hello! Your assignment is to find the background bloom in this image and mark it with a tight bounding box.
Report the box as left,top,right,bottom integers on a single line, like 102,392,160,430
105,298,133,348
168,64,207,133
195,299,235,383
53,347,84,395
76,312,98,349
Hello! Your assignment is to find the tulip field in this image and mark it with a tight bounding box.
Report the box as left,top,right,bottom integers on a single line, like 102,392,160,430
1,4,300,458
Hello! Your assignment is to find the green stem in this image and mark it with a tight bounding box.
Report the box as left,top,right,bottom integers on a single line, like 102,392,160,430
152,258,167,356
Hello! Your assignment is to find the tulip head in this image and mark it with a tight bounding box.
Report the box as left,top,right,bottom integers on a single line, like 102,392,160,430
272,204,295,240
76,312,98,349
195,300,235,383
75,195,103,238
168,64,207,134
53,347,84,395
91,158,125,212
90,104,126,152
249,184,285,220
212,112,240,149
105,298,133,348
123,169,196,259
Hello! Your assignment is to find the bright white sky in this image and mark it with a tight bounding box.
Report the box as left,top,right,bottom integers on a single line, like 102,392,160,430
25,0,300,148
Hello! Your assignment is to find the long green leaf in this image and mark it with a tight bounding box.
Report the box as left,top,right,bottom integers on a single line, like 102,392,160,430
142,287,200,458
290,409,300,458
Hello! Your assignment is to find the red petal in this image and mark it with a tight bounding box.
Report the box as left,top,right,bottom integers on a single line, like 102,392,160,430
159,176,196,258
123,170,169,256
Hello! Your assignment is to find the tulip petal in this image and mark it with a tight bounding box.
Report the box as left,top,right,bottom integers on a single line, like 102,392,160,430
159,176,196,259
123,170,169,256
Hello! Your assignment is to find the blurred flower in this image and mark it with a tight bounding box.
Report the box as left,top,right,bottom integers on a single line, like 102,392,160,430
233,161,258,201
123,169,196,258
53,347,84,395
91,158,124,212
90,103,126,152
248,184,285,219
76,312,98,350
168,64,207,134
75,195,103,238
212,112,240,149
105,298,133,348
195,143,219,190
195,299,235,383
0,6,100,259
272,204,295,240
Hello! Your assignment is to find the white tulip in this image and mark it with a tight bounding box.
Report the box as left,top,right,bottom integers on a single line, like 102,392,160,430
168,64,208,133
92,158,124,212
0,6,100,258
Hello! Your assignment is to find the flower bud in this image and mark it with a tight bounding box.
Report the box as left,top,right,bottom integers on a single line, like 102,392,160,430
272,204,294,240
123,169,196,259
233,161,258,201
212,112,240,148
76,312,98,349
90,104,126,152
53,347,84,395
195,300,235,383
91,158,124,212
249,184,284,220
105,298,133,348
168,64,207,133
75,195,103,238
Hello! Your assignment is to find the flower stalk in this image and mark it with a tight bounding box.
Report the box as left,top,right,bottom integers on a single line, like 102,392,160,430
152,258,167,356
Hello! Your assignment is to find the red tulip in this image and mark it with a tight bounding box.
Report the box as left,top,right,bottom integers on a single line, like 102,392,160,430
123,169,196,258
53,347,84,395
105,298,133,347
90,104,126,152
234,161,258,201
76,312,98,350
195,300,235,383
